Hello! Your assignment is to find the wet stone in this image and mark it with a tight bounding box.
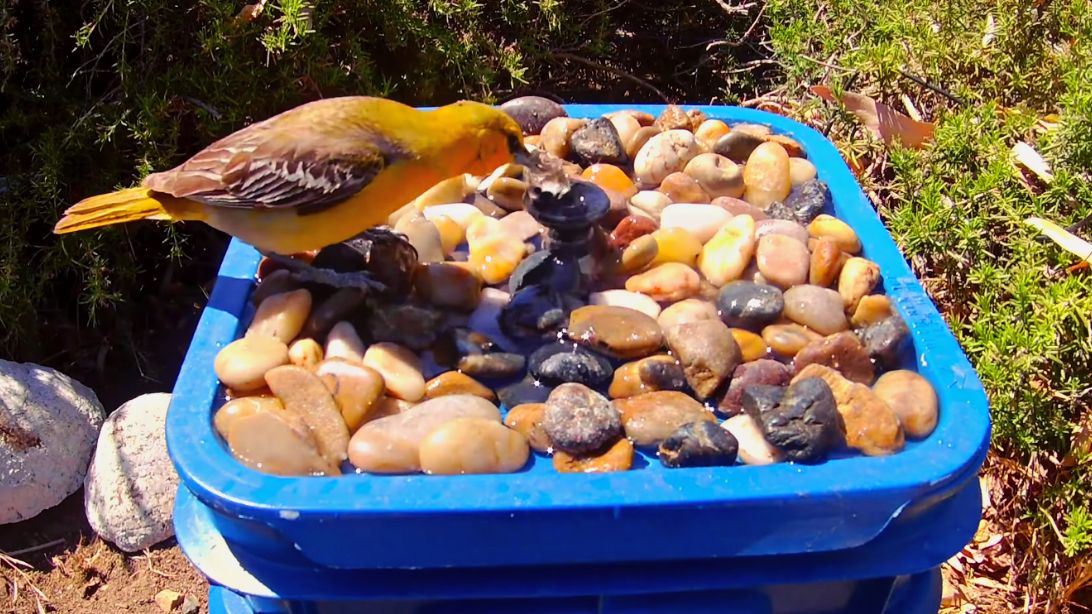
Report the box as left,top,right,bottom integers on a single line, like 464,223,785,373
809,237,846,288
858,315,910,369
658,172,709,204
714,130,767,162
571,117,628,166
638,355,688,392
365,303,445,351
782,285,849,335
246,289,311,343
500,286,585,340
610,215,659,250
504,402,552,453
742,142,792,209
654,105,693,131
424,371,496,402
718,359,792,415
792,364,904,456
716,281,785,331
755,219,810,245
763,200,799,222
457,352,526,380
498,210,544,242
659,204,732,244
363,342,426,402
838,257,882,313
721,414,784,465
553,438,634,473
500,96,567,135
664,319,742,399
316,359,385,432
497,376,552,408
634,130,701,188
762,323,823,357
784,179,831,224
684,153,744,199
567,305,664,359
419,418,529,475
793,331,875,385
529,343,614,388
394,213,444,263
755,234,810,290
851,295,894,328
543,383,623,455
616,391,716,447
657,298,719,331
698,214,756,287
508,250,577,295
658,421,739,468
589,290,662,319
215,336,290,392
872,370,938,439
744,378,843,464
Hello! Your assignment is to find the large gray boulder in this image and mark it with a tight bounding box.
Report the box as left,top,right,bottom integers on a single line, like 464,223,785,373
0,359,105,524
85,392,179,552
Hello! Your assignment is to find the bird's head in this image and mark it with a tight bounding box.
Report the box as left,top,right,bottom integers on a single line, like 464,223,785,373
440,100,527,175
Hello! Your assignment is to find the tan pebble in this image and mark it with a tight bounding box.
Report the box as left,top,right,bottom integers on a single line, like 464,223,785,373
214,336,290,392
540,117,586,159
730,328,768,362
553,438,634,473
755,234,810,289
246,289,312,343
265,365,351,465
504,403,552,452
486,177,528,212
625,262,701,302
684,153,744,199
649,227,703,267
325,321,366,363
431,215,466,255
413,174,479,211
838,257,882,313
654,104,693,131
657,299,719,331
809,237,847,287
694,119,731,150
288,338,324,369
424,371,496,401
589,289,662,319
606,109,656,126
615,391,716,447
348,394,500,473
793,364,905,455
394,212,445,263
625,126,662,160
686,109,708,131
362,342,426,402
762,323,823,357
228,409,338,476
808,214,861,254
499,210,546,242
414,262,483,311
698,214,756,286
608,355,681,399
742,141,792,209
734,123,772,138
418,418,529,475
608,113,643,153
634,130,701,188
851,295,894,327
658,172,709,204
789,158,818,185
873,370,939,439
370,396,416,421
663,319,742,399
619,234,659,273
214,396,283,439
317,359,386,432
721,415,784,465
629,190,673,220
782,285,850,335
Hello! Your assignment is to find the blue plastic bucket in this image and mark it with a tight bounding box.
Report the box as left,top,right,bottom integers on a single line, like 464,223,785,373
166,105,990,572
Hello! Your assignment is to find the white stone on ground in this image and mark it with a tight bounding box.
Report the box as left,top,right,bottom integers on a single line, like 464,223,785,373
0,359,105,524
85,392,179,552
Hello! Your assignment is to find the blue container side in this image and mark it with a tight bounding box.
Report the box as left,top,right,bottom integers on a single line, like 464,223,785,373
166,104,990,570
173,465,979,602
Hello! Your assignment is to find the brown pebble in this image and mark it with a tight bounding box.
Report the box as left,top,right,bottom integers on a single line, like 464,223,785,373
265,364,351,465
659,172,709,203
553,438,634,473
615,391,716,447
610,215,660,250
424,371,496,402
504,403,552,452
762,323,824,357
793,364,904,456
793,331,875,384
809,238,847,288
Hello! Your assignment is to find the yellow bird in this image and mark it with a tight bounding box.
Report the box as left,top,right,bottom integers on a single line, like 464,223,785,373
54,97,527,255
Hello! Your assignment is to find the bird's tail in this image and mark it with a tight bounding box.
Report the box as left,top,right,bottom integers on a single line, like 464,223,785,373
53,187,181,234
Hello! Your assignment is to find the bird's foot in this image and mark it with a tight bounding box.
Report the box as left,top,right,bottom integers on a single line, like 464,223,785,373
258,251,389,294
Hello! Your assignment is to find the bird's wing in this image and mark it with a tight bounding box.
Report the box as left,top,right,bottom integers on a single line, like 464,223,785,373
143,106,412,215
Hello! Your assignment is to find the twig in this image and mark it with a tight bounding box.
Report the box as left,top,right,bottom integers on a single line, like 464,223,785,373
551,52,671,102
899,69,967,106
712,0,756,15
799,54,852,72
738,2,767,43
3,539,66,558
183,96,223,120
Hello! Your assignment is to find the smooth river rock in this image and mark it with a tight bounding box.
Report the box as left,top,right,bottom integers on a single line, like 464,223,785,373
782,285,849,335
664,319,742,399
615,391,716,447
793,364,904,456
418,418,529,475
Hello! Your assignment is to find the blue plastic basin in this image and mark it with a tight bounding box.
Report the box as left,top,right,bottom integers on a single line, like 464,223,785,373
166,104,991,570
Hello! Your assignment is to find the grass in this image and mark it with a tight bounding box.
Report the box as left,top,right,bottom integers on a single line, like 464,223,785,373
765,0,1092,609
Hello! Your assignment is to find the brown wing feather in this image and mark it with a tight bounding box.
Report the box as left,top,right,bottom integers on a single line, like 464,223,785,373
142,98,413,214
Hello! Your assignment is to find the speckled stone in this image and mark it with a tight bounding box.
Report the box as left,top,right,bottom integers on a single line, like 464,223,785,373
543,383,623,455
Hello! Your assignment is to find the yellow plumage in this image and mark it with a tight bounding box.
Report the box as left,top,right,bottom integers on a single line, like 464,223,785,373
54,97,526,254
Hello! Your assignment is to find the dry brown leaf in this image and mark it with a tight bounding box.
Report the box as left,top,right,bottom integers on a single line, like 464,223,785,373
810,85,935,148
1062,411,1092,468
236,0,266,22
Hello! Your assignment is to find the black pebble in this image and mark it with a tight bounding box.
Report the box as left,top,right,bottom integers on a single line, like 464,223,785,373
716,281,785,331
570,117,628,166
500,286,584,339
658,421,739,468
499,96,567,135
743,378,843,464
497,377,552,408
858,315,911,369
528,343,614,388
784,179,831,224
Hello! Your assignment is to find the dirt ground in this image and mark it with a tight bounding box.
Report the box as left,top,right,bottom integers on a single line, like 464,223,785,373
0,492,208,614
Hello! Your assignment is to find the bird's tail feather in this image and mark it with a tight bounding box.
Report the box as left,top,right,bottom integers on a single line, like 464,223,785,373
53,187,178,234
